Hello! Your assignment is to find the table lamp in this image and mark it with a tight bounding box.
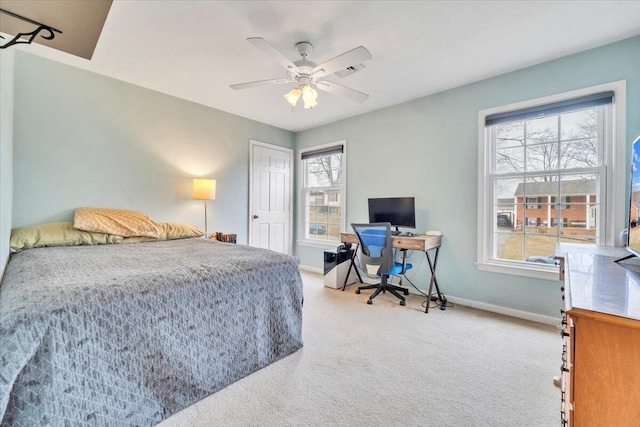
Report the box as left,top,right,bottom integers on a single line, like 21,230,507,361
192,178,216,236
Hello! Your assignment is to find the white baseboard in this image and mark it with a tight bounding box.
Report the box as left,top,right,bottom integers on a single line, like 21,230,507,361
443,295,560,326
301,264,559,325
299,265,322,274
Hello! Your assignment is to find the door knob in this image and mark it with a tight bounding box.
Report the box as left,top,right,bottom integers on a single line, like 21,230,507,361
253,215,259,219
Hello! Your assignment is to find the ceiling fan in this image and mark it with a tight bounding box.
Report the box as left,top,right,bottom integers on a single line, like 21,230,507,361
230,37,372,109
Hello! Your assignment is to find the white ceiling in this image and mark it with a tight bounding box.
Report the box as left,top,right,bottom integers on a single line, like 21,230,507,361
9,1,640,132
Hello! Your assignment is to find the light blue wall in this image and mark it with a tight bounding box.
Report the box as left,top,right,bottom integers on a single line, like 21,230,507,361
12,52,294,243
294,36,640,319
0,49,15,277
6,37,639,319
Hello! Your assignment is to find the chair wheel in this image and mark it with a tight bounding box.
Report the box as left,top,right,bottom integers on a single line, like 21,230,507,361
400,300,406,306
404,289,409,295
355,289,360,294
367,299,373,305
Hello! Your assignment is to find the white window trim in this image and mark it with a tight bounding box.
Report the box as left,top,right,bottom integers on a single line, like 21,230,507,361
477,81,626,280
298,140,347,248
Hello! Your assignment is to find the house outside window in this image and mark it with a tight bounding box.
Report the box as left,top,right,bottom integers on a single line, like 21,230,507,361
299,141,346,245
477,82,626,280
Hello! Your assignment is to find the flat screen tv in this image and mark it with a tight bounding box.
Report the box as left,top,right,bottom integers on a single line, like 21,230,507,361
368,197,416,231
626,135,640,258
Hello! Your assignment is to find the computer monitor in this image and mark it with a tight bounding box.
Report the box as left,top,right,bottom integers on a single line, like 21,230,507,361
368,197,416,232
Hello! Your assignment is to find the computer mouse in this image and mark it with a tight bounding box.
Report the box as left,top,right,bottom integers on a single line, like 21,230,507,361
405,232,413,237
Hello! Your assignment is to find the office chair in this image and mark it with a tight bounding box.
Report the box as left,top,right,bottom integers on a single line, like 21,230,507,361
352,222,412,306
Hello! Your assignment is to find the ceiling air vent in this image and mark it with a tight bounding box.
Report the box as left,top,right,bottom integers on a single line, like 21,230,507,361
335,63,365,78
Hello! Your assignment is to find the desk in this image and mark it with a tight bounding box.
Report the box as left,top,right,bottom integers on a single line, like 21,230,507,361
339,232,445,312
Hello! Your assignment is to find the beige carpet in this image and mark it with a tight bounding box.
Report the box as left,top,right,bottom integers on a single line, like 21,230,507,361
159,271,560,426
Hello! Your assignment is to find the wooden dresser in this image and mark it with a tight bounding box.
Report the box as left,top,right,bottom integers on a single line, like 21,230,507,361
559,249,640,426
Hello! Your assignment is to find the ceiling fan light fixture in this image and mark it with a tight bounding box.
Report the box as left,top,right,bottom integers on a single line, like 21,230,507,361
284,87,301,107
232,38,372,109
301,84,318,109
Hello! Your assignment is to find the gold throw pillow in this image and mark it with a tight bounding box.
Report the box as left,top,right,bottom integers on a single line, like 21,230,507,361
10,221,123,253
73,207,160,239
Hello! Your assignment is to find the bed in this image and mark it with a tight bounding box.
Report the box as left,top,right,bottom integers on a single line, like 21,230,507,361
0,237,304,426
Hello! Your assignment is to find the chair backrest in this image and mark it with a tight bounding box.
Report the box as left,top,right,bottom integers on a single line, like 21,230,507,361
351,222,393,277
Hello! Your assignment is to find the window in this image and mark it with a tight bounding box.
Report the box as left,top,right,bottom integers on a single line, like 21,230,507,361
477,82,626,279
526,217,541,226
299,141,346,245
551,217,568,227
550,196,571,209
526,197,541,209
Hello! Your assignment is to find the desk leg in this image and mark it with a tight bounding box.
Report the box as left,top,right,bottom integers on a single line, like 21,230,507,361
342,244,363,291
424,247,445,313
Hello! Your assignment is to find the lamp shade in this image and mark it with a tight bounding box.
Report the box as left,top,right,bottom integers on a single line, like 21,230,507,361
284,87,302,107
192,178,216,200
302,85,318,109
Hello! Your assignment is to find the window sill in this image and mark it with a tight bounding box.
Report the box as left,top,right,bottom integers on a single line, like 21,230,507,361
297,239,341,250
476,261,560,281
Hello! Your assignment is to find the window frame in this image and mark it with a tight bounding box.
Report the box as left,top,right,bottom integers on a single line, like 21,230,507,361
298,140,347,248
477,81,626,280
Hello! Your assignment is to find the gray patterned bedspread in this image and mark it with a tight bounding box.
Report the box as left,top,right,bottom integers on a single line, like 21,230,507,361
0,238,303,426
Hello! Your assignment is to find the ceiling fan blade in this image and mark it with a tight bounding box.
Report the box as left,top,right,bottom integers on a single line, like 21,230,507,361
313,46,372,76
230,78,294,90
316,81,369,103
247,37,297,71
